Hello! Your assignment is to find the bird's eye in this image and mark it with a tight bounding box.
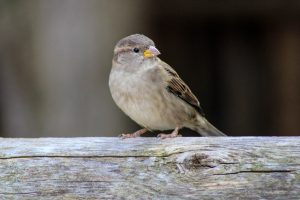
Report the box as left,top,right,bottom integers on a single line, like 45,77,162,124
133,48,140,53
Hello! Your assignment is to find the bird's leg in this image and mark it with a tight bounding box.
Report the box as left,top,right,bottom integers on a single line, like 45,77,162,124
157,126,182,139
120,128,148,139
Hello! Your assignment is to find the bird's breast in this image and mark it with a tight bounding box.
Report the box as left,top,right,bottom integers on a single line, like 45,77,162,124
109,66,174,130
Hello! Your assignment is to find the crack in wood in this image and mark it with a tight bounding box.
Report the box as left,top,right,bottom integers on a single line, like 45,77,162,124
0,149,204,160
213,169,297,175
0,192,38,195
0,155,158,160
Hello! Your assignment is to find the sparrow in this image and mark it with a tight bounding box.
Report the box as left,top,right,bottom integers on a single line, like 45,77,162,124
109,34,226,138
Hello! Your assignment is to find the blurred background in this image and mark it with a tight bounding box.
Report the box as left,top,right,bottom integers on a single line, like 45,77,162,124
0,0,299,137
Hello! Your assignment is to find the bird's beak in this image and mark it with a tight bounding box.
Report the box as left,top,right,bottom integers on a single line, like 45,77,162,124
143,46,161,58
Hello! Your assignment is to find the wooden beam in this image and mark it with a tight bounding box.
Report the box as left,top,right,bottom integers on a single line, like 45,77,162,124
0,137,299,199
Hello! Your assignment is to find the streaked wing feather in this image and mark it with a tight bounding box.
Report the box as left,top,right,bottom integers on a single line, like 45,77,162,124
160,61,205,116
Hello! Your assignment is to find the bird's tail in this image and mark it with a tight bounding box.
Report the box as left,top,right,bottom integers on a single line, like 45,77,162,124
191,117,227,137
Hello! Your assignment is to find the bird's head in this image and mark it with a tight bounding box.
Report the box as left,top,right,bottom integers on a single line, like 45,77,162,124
113,34,160,66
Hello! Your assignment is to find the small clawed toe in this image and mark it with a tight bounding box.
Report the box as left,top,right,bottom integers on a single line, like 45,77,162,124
119,133,135,139
157,127,181,139
119,128,148,139
157,133,181,139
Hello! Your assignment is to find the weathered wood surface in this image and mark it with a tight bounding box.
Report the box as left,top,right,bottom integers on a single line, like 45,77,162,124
0,137,299,200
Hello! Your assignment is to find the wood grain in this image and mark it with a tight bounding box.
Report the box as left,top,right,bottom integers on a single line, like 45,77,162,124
0,137,299,199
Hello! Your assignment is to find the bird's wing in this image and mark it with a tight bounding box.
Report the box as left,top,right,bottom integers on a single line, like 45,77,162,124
158,59,205,116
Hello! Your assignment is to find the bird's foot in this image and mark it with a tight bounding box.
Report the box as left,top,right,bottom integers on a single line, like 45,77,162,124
157,133,182,139
120,128,148,139
157,127,181,139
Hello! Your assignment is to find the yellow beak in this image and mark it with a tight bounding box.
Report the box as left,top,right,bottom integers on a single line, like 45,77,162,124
143,46,161,58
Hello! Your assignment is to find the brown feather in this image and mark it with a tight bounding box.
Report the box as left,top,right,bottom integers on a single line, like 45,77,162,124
158,60,205,116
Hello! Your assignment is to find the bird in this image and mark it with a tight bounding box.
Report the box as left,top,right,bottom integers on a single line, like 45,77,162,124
109,34,226,139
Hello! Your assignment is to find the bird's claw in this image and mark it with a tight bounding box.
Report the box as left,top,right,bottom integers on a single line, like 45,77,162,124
157,133,182,139
119,128,148,139
119,133,139,139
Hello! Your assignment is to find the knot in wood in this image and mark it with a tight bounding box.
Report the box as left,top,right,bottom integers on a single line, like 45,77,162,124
176,153,218,172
